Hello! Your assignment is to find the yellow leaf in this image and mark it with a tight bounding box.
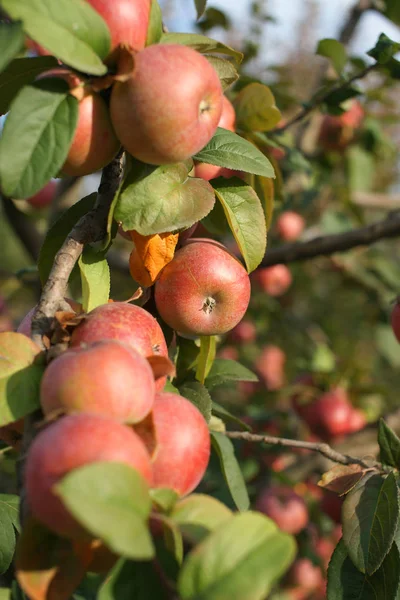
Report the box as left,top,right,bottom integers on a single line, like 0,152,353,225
129,231,179,287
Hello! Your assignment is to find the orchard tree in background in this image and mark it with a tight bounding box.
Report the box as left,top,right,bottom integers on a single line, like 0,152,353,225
0,0,399,599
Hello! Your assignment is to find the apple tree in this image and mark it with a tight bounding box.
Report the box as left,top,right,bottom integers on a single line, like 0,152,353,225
0,0,399,599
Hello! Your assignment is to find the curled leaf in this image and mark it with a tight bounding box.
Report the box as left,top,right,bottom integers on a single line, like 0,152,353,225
318,464,367,496
129,231,179,287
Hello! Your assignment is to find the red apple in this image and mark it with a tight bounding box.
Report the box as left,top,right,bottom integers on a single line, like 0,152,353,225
255,345,286,390
276,211,305,242
40,340,155,423
347,408,366,433
229,319,256,343
391,299,400,343
316,536,335,571
312,388,353,439
110,44,223,165
145,392,210,496
253,264,292,296
87,0,150,52
256,485,309,534
26,180,57,209
318,102,363,153
288,558,323,591
154,239,251,336
16,299,79,338
340,100,364,129
25,413,153,538
218,345,239,361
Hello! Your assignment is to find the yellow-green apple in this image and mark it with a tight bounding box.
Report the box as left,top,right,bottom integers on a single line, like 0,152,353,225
143,392,210,496
40,340,155,423
253,264,292,296
26,180,57,209
154,239,251,336
256,485,309,534
276,211,305,241
25,413,153,538
110,44,223,165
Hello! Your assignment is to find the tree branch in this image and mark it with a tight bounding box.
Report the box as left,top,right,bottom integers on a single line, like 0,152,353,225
338,0,372,45
261,210,400,267
225,430,384,471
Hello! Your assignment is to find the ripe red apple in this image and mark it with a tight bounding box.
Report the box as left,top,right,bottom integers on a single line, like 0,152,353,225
229,319,256,343
110,44,223,165
256,485,309,534
340,100,364,129
87,0,150,52
312,388,353,439
255,345,286,390
347,408,366,433
26,180,57,209
253,264,292,297
154,239,251,336
25,413,153,538
391,299,400,343
288,558,323,591
218,345,239,361
276,211,305,242
318,101,364,153
145,392,210,496
40,340,155,423
16,299,79,338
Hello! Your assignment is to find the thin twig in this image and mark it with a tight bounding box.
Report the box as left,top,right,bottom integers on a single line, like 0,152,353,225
339,0,372,45
225,430,384,470
261,210,400,267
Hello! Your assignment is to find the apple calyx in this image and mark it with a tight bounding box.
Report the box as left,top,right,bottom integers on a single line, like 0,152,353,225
202,296,216,314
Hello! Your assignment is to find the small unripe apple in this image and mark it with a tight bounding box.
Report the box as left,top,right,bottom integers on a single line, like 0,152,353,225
253,264,292,297
40,340,155,423
256,485,309,534
154,239,251,336
144,392,210,496
391,299,400,343
276,211,305,242
25,413,153,539
87,0,150,52
110,44,223,165
26,180,57,209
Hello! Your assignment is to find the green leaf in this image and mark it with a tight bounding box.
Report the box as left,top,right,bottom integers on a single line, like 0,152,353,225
212,402,251,431
213,178,267,272
0,589,10,600
38,193,97,285
56,462,154,561
234,83,281,132
378,420,400,468
175,336,200,383
79,248,110,313
205,56,238,90
201,197,231,237
194,128,275,178
195,0,207,19
0,0,110,74
0,332,43,426
146,0,163,46
178,511,296,600
0,494,19,574
150,488,179,513
171,494,232,543
0,22,24,75
211,432,249,511
316,38,347,75
98,559,168,600
367,33,400,65
160,32,243,65
0,79,78,199
179,381,212,423
342,472,399,574
327,539,400,600
381,0,400,26
196,336,216,385
0,56,59,116
114,159,215,235
206,359,258,389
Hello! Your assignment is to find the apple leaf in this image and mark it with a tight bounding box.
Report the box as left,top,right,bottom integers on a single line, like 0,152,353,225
38,193,97,285
56,462,154,560
205,55,239,90
213,178,267,273
205,359,258,389
211,432,249,511
98,559,168,600
171,494,232,544
318,464,366,496
78,248,110,313
146,0,163,46
201,197,231,237
212,402,252,431
114,159,215,235
178,381,212,423
0,332,44,426
0,0,110,74
194,128,275,178
380,0,400,26
378,419,400,467
195,0,207,19
0,79,78,199
253,175,274,230
0,494,19,575
178,511,295,600
316,38,347,75
0,56,59,116
0,22,24,75
160,32,243,65
150,488,179,513
327,539,400,600
15,517,90,600
342,472,399,575
234,83,281,132
367,33,400,65
196,336,216,385
152,514,183,565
